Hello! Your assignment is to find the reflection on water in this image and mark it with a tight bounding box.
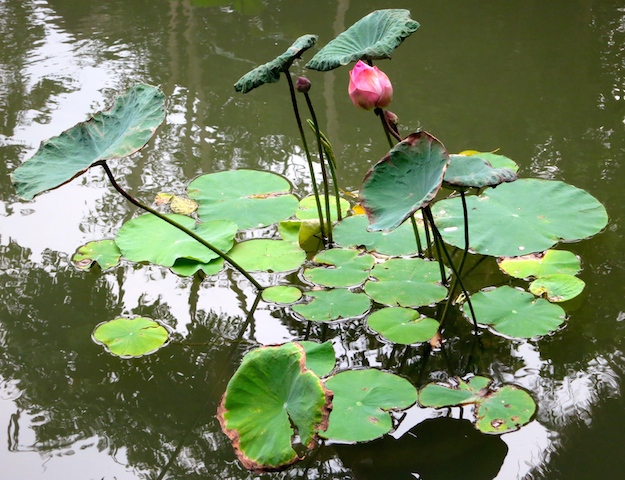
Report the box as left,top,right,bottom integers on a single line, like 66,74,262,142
1,0,625,479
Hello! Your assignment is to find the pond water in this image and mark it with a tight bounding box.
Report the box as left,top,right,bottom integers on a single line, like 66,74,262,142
1,1,625,479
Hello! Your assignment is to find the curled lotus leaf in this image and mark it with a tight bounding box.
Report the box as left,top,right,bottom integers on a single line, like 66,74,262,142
360,131,450,231
169,257,224,277
12,84,166,200
234,34,318,93
306,9,419,71
444,154,517,188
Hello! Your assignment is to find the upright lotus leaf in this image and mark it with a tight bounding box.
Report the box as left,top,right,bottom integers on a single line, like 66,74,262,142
218,342,331,472
333,214,425,256
234,34,318,93
296,195,350,222
367,307,439,345
115,214,237,267
228,239,305,273
444,154,517,188
92,317,170,358
262,286,303,305
72,239,121,270
529,274,585,302
364,258,448,308
303,248,375,287
498,249,581,279
300,341,336,377
360,132,450,231
292,289,371,322
188,170,299,230
467,286,566,338
433,179,608,257
12,84,166,200
305,9,419,71
321,369,417,442
419,376,536,435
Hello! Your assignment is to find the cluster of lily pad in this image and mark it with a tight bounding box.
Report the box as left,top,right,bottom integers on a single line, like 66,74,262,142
10,8,609,475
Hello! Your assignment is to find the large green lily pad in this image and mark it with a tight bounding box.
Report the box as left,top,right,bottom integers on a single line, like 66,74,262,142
360,132,450,231
467,286,566,338
115,214,237,267
529,274,585,302
304,248,374,287
321,369,417,442
292,289,371,322
433,179,608,257
92,317,170,358
367,307,439,345
305,9,419,71
365,258,448,308
444,154,517,188
234,34,318,93
419,376,536,434
188,170,299,230
498,249,581,279
218,342,331,472
228,239,305,273
333,214,424,256
72,239,121,270
12,84,166,200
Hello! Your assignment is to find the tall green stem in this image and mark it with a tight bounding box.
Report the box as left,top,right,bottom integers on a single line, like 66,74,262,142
284,72,327,247
410,215,423,256
96,160,264,291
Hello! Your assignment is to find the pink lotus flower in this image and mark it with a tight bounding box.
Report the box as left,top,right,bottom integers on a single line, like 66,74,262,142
348,60,393,110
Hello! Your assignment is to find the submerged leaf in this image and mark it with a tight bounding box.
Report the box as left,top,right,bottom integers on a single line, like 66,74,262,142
92,317,170,358
12,84,166,200
306,9,419,71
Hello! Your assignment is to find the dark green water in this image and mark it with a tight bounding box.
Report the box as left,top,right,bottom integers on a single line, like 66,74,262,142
1,1,624,479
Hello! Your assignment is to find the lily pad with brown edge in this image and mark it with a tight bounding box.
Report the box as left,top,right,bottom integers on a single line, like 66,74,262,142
367,307,439,345
498,249,581,279
228,239,306,273
12,84,166,201
188,170,299,230
444,154,517,189
92,317,170,358
261,285,303,305
419,376,536,435
333,214,425,256
305,9,419,71
466,286,566,338
303,248,375,288
321,369,417,442
364,258,448,308
72,239,121,270
300,340,336,377
217,342,332,472
360,131,450,231
292,289,371,322
529,274,585,302
234,34,318,94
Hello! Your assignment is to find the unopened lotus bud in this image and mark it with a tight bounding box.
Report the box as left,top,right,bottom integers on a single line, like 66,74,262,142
296,76,311,93
348,60,393,110
385,110,398,126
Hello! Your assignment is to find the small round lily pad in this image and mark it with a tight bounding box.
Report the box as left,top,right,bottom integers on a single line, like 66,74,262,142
92,317,170,358
292,289,371,322
229,239,306,273
262,286,303,304
367,307,439,345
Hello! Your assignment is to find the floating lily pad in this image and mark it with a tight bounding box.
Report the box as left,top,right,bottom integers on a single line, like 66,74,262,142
304,248,374,287
467,286,566,338
170,257,224,277
433,179,608,257
419,376,536,434
360,132,450,231
367,307,439,345
300,341,335,377
234,34,318,93
188,170,299,230
365,258,448,308
229,239,305,273
72,239,121,270
218,342,331,472
458,151,519,172
292,289,371,322
262,285,303,304
321,369,417,442
333,214,424,256
115,214,237,267
529,274,585,302
92,317,170,358
306,9,419,71
444,154,517,188
13,84,166,200
498,249,581,279
296,195,350,222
